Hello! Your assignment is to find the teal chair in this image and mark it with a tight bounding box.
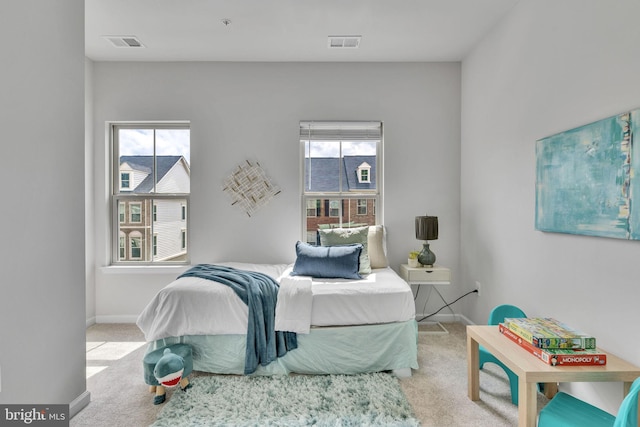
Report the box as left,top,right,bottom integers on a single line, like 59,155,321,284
479,304,527,405
538,376,640,426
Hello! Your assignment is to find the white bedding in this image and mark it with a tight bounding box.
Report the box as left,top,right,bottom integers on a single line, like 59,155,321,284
297,266,415,327
274,274,313,334
136,262,415,342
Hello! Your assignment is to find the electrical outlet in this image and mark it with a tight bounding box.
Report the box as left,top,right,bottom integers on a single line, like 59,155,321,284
475,281,481,297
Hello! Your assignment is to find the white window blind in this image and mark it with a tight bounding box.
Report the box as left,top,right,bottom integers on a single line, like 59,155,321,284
300,120,383,244
300,121,382,141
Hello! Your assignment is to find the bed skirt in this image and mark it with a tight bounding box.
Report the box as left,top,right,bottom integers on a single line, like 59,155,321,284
146,319,418,376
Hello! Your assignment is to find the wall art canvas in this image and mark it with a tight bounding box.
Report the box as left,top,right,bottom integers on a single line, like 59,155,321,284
536,109,640,240
223,160,281,217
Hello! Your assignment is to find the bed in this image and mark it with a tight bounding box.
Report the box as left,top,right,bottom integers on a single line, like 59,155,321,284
136,226,419,377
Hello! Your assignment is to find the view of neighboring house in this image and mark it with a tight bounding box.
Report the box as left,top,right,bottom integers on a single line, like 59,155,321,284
118,155,190,262
305,155,377,244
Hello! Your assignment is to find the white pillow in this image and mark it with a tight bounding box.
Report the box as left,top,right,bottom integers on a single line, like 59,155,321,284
368,225,388,268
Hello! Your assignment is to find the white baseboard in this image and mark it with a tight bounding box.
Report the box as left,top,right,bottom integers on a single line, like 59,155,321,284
415,313,474,325
416,313,458,323
95,315,139,324
456,314,474,325
70,390,91,419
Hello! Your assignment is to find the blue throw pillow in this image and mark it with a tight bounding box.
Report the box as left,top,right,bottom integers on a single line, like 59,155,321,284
292,241,362,279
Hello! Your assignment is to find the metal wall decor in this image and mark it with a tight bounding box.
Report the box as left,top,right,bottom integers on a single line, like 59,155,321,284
223,160,281,217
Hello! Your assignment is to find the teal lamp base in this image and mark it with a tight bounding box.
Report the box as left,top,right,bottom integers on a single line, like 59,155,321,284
418,242,436,267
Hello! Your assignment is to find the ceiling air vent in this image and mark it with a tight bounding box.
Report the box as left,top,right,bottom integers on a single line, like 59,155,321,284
103,36,145,48
328,36,361,49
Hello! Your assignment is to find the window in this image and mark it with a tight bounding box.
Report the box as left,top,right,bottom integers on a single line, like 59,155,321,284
119,234,125,259
153,234,158,257
329,200,340,217
357,199,367,215
306,199,319,217
130,232,142,259
300,121,382,244
357,162,371,183
129,202,142,223
120,172,130,189
111,123,190,264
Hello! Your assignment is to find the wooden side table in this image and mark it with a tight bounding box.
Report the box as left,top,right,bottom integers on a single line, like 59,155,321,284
399,264,453,334
467,325,640,426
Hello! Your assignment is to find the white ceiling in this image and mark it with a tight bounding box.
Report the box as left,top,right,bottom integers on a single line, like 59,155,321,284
85,0,519,62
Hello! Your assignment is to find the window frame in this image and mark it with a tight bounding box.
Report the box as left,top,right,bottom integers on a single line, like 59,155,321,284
300,121,383,242
110,122,190,265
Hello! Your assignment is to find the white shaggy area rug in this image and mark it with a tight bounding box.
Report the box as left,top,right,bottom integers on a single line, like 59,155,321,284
150,372,420,426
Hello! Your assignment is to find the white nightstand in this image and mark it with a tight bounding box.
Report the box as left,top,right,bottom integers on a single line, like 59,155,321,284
399,264,453,335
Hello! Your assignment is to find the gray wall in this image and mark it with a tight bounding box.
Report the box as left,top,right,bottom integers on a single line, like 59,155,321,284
461,0,640,414
0,0,88,411
91,62,462,321
86,58,96,325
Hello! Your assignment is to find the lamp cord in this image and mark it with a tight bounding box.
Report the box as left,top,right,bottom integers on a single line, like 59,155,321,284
416,289,478,322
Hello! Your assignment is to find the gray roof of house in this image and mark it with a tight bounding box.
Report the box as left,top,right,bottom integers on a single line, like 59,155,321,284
120,155,184,193
305,155,376,192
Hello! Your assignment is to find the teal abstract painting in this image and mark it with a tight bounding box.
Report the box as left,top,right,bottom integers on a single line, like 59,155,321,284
536,109,639,239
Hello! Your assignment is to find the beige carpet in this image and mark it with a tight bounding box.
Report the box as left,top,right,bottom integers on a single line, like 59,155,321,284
71,322,549,426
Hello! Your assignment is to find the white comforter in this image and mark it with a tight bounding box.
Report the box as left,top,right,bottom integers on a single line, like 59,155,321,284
136,262,415,342
299,266,415,327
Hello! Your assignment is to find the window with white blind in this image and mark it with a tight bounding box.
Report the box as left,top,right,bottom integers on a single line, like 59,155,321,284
300,121,383,245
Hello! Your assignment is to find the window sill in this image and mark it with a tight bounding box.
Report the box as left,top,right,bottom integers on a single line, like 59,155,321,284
100,265,191,275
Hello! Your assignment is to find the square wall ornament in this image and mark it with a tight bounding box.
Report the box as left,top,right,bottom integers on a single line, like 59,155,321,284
535,108,640,239
223,160,281,217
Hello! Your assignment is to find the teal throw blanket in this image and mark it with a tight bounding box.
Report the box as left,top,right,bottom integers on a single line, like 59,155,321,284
179,264,297,374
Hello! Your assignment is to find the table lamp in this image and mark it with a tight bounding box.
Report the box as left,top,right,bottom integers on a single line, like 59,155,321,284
415,215,438,267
